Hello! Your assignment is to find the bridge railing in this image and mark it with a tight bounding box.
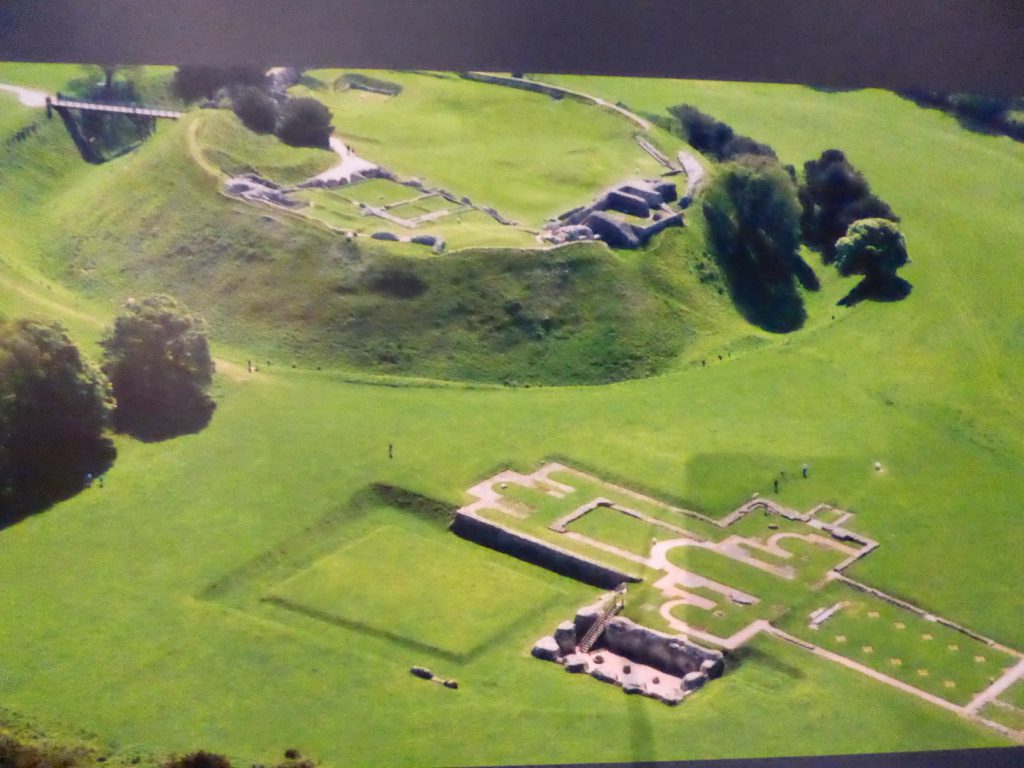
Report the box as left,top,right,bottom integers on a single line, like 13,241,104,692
51,92,183,119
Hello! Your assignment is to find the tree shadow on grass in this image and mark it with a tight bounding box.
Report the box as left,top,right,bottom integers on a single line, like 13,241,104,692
0,438,116,531
838,276,912,307
112,396,215,443
710,246,808,333
704,203,808,333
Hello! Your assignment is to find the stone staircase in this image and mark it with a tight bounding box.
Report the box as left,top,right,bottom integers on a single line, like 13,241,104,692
578,599,624,653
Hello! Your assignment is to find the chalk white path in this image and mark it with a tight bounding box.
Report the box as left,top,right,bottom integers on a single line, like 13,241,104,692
306,136,379,185
966,657,1024,714
0,82,50,107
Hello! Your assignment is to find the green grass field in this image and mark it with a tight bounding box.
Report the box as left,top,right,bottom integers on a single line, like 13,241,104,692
293,70,674,225
267,521,569,659
1003,680,1024,710
0,63,1022,765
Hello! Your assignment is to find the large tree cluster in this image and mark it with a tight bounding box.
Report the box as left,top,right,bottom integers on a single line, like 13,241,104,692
0,320,115,522
231,90,334,148
668,99,912,316
702,155,810,331
171,65,268,104
0,295,217,522
798,149,899,262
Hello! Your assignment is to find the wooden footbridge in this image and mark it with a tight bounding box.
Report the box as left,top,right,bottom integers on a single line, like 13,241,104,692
44,92,183,164
46,94,183,120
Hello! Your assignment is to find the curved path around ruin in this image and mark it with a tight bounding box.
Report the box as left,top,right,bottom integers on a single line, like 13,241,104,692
305,136,380,186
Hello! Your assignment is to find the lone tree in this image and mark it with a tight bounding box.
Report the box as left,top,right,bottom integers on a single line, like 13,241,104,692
702,155,815,332
101,295,216,441
276,97,333,148
0,320,115,523
835,218,911,305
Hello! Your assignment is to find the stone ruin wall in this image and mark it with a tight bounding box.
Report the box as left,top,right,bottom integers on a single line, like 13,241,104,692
450,512,641,590
532,600,725,705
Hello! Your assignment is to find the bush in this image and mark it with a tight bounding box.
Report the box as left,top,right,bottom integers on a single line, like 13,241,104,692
669,104,733,157
100,295,215,441
0,320,115,523
834,218,912,305
276,97,333,148
1000,110,1024,140
667,104,777,161
947,93,1009,125
163,752,233,768
720,134,777,161
232,86,278,133
835,218,908,278
899,90,1024,144
0,733,81,768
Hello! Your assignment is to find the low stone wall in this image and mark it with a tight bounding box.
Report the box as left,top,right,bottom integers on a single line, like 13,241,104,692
460,72,578,102
533,605,724,704
632,211,685,241
450,512,640,590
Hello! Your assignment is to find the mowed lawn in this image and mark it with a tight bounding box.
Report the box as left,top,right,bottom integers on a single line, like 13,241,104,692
293,70,671,224
0,68,1022,765
266,520,569,659
0,373,1009,765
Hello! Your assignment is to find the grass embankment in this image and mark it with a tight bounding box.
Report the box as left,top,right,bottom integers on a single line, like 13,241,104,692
2,69,733,384
0,65,1022,764
19,113,724,385
195,110,336,185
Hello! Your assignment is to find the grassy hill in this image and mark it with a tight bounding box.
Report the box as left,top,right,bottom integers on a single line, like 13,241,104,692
0,68,746,385
0,65,1022,766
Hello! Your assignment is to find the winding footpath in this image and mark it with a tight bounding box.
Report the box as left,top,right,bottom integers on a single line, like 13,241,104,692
0,82,50,107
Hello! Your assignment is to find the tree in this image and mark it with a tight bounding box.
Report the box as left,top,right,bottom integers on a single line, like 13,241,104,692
171,65,267,104
276,97,333,148
667,104,777,162
835,218,908,278
799,149,898,261
702,155,813,331
232,86,279,133
101,295,215,441
834,218,911,305
0,320,115,523
669,104,734,157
